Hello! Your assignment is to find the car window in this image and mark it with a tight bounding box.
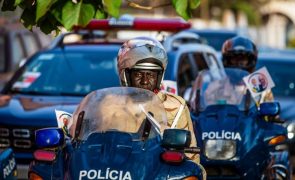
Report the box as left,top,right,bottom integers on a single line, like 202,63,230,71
12,34,25,68
192,52,208,71
0,36,5,72
11,50,120,95
177,54,195,96
257,61,295,97
22,33,39,57
205,53,225,79
206,53,220,69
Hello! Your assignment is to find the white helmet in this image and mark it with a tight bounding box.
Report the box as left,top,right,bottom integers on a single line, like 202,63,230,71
117,37,167,89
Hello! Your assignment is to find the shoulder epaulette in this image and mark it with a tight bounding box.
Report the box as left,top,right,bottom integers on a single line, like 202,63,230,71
166,93,186,105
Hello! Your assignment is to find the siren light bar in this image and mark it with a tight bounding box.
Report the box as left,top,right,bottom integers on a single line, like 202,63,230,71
74,17,191,32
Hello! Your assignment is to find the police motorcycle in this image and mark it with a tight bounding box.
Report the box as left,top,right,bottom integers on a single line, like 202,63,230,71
28,87,204,180
0,148,17,179
189,68,291,179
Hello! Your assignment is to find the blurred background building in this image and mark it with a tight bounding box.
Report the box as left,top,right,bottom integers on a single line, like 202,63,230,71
120,0,295,49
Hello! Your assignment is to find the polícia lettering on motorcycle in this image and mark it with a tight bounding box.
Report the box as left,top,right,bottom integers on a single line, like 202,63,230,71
3,157,16,179
202,130,242,141
79,168,132,180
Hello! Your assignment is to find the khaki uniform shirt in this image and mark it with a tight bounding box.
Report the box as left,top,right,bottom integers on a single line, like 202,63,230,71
157,92,199,163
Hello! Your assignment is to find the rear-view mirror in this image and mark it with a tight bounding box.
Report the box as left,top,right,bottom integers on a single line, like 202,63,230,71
162,129,191,149
259,102,280,117
35,128,64,148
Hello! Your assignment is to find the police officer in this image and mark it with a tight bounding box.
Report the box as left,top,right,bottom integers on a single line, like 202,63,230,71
221,36,273,103
117,37,201,163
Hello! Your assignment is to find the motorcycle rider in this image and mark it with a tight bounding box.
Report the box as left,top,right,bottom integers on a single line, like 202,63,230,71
221,36,274,104
117,37,202,165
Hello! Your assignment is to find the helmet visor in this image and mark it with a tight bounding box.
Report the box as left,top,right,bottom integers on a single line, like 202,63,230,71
224,53,256,70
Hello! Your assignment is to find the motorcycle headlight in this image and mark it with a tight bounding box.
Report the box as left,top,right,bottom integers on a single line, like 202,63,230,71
287,123,295,139
204,139,236,160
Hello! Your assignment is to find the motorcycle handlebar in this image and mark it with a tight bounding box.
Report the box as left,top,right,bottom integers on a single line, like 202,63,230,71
183,147,201,154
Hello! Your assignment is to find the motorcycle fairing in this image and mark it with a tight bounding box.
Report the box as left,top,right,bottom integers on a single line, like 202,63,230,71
193,104,286,178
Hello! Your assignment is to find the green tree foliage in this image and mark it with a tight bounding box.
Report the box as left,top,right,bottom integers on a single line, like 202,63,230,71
209,0,267,25
0,0,200,34
172,0,200,20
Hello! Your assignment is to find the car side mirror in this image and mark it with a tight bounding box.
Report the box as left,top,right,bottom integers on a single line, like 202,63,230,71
35,128,64,148
259,102,280,117
162,129,191,149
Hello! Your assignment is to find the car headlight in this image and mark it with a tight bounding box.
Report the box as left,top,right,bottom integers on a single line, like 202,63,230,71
287,123,295,139
204,139,236,160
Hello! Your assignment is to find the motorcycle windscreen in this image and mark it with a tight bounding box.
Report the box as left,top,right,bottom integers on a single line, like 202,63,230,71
70,87,168,140
195,68,255,111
